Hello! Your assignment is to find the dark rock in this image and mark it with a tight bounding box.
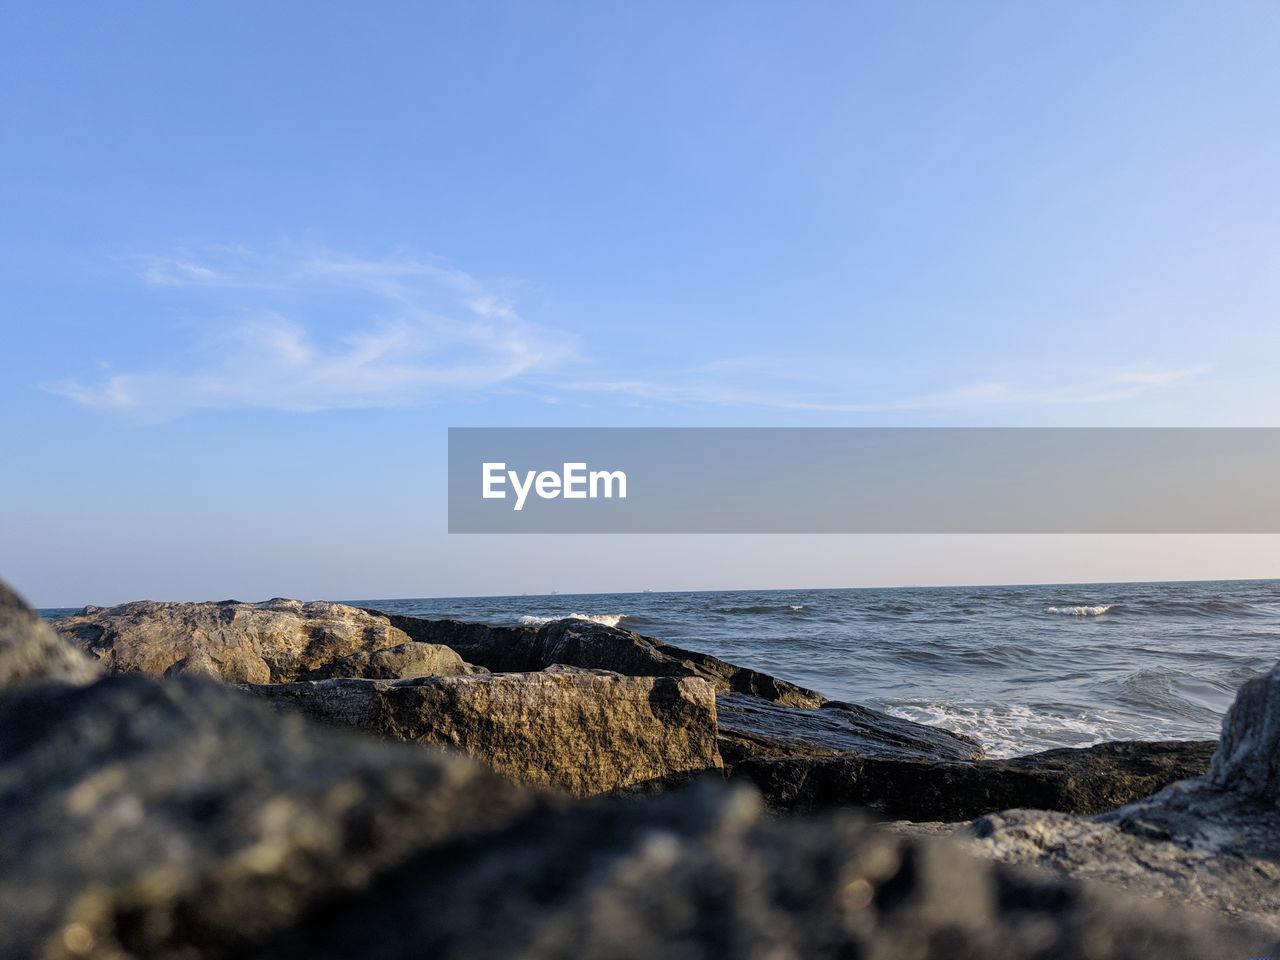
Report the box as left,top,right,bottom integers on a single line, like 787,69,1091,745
970,662,1280,930
716,693,985,766
376,612,826,707
264,787,1277,960
55,599,478,683
0,580,99,689
0,674,538,960
244,671,722,796
732,739,1215,819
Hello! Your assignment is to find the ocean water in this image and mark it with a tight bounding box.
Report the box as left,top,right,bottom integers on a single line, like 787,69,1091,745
356,579,1280,758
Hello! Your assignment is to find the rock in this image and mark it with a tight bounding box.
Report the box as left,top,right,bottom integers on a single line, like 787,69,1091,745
968,662,1280,930
243,671,722,796
0,581,1274,959
732,739,1215,819
376,612,826,707
265,787,1278,960
55,599,479,683
716,693,985,766
0,673,540,960
0,580,99,689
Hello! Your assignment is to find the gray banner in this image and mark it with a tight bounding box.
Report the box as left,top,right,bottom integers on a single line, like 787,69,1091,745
447,428,1280,533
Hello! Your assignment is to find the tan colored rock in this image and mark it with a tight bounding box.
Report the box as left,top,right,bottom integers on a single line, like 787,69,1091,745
54,599,479,683
246,671,722,796
0,579,99,689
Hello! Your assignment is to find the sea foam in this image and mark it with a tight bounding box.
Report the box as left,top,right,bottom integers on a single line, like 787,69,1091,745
1046,604,1113,617
518,612,627,628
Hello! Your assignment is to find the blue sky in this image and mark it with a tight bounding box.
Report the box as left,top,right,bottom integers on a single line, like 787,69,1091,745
2,2,1279,605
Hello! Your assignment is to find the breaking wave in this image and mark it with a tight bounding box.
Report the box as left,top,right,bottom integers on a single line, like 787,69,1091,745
1046,604,1113,617
518,612,628,628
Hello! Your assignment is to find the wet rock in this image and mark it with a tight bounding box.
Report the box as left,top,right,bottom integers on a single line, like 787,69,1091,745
716,693,985,766
244,671,722,796
376,612,826,707
969,662,1280,930
0,580,99,689
55,599,478,683
732,739,1214,819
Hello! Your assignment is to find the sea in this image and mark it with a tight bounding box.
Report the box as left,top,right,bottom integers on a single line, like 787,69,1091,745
359,579,1279,758
41,579,1280,759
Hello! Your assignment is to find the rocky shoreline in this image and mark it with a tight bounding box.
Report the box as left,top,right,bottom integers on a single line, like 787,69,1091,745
3,582,1277,958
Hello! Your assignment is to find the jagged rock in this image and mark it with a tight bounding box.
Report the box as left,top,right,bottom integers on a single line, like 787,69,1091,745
55,599,479,683
716,693,985,766
376,612,826,707
243,671,722,796
0,580,99,688
968,662,1280,930
0,580,1275,959
732,739,1214,819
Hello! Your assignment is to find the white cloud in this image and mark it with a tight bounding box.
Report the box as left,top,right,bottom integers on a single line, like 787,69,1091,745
48,245,1205,420
47,247,578,416
555,364,1206,414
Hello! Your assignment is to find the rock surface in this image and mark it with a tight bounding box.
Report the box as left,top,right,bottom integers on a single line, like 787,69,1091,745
968,662,1280,930
244,671,722,796
733,739,1215,820
0,581,99,688
55,599,478,683
1,579,1276,959
0,678,1269,959
716,693,985,766
378,612,826,707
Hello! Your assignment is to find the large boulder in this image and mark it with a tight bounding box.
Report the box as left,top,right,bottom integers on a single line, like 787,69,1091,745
376,612,826,707
0,580,99,689
733,739,1215,819
968,662,1280,930
55,599,479,683
716,693,985,766
243,671,721,796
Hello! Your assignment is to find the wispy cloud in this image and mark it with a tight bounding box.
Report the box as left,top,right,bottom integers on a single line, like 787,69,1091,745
46,247,578,416
554,364,1206,414
47,245,1205,420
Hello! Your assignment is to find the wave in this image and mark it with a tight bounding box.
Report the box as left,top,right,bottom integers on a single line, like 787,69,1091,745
883,700,1187,759
518,613,628,629
1046,604,1113,617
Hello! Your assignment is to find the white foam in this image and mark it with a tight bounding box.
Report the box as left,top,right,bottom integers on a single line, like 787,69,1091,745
1046,604,1113,617
518,612,627,628
789,604,805,611
883,700,1173,758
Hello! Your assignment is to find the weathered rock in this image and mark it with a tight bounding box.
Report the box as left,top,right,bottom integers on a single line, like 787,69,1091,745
968,662,1280,930
0,581,1274,959
244,671,722,796
967,809,1280,931
716,693,985,766
376,611,826,707
56,599,478,683
0,581,99,689
733,739,1215,819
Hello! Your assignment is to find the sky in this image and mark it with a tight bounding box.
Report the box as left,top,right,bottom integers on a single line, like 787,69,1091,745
2,2,1279,606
